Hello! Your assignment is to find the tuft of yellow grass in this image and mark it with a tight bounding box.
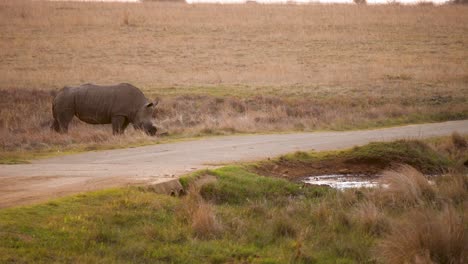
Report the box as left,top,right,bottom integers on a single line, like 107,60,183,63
379,165,436,207
191,200,222,239
451,132,467,150
351,200,388,235
427,134,468,167
179,187,222,239
436,173,467,204
376,206,467,264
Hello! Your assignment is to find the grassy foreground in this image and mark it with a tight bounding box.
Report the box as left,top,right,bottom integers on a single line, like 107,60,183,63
1,137,466,263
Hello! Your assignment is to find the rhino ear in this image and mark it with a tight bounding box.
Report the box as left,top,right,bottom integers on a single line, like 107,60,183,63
145,100,159,108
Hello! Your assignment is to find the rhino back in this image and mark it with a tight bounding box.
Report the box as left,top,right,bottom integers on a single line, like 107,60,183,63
74,83,148,124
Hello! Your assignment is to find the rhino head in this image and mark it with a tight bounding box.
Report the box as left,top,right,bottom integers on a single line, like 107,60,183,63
134,100,158,136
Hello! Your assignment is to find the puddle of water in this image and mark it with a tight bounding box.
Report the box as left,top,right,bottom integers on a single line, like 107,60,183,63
303,174,381,190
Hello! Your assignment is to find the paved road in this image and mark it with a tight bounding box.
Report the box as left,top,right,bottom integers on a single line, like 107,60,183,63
1,120,467,208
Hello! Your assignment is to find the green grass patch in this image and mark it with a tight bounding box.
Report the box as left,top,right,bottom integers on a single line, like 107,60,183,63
342,140,453,173
276,140,453,174
198,166,328,205
178,169,212,190
0,166,338,263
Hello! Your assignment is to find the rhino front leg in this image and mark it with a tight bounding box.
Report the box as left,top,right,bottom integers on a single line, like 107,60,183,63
56,110,74,133
112,116,129,135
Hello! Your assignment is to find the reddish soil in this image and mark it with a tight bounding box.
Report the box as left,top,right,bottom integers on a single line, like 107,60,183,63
253,157,393,182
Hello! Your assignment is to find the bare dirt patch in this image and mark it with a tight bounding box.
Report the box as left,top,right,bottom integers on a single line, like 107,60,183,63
252,139,459,182
253,156,387,182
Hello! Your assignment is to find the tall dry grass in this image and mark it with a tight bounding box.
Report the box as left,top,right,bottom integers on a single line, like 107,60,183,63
0,1,467,158
427,133,468,168
0,88,465,159
356,161,467,263
178,187,222,239
0,1,467,89
191,201,222,239
436,172,467,204
451,132,467,149
339,162,467,263
378,165,436,207
351,201,389,235
376,206,467,264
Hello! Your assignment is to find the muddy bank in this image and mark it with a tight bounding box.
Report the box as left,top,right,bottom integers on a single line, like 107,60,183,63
251,140,455,182
253,156,387,181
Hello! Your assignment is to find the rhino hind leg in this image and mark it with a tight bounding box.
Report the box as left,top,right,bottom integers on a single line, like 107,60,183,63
112,116,129,135
51,119,60,132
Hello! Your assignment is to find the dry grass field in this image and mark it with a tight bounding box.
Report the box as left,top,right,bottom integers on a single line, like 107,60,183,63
0,1,467,160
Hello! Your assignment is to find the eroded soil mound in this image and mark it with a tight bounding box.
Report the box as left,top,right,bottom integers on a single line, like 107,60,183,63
252,140,453,181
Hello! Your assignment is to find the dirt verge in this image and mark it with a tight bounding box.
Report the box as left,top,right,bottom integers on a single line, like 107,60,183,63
252,140,456,182
252,157,388,182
